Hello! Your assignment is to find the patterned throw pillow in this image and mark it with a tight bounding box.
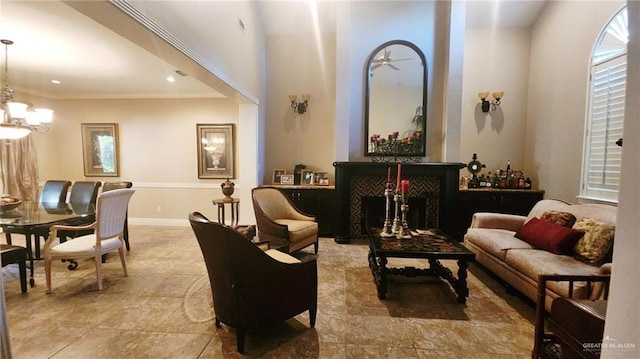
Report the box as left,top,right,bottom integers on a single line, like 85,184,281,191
573,218,615,265
540,210,577,227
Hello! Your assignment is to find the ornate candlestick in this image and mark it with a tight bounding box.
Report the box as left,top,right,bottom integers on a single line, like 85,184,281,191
398,201,412,239
391,189,402,234
380,182,395,237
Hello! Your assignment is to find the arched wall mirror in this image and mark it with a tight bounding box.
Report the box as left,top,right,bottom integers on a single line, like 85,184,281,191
364,40,427,159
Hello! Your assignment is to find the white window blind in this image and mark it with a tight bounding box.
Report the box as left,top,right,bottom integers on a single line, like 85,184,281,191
583,55,626,201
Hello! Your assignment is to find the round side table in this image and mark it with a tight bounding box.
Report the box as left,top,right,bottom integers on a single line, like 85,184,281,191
212,198,240,227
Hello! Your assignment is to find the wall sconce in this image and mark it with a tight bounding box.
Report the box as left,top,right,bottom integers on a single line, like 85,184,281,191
478,91,504,112
289,94,310,114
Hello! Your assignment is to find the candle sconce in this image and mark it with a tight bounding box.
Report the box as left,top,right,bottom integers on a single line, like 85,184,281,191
478,91,504,113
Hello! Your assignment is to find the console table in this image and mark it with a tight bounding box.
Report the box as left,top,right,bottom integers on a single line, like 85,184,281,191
450,188,545,241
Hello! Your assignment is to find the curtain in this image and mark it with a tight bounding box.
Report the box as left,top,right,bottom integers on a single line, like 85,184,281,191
0,135,39,201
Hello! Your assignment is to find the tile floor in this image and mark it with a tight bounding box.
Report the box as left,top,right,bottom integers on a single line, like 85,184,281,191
2,225,536,358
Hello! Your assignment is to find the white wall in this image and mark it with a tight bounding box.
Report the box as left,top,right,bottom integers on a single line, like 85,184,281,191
527,0,625,201
31,97,255,226
461,27,531,177
602,1,640,354
263,32,337,184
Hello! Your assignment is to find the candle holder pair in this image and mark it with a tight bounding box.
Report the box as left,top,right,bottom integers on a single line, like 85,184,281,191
380,182,412,239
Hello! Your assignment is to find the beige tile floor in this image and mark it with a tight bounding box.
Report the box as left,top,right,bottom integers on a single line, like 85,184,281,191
2,225,536,358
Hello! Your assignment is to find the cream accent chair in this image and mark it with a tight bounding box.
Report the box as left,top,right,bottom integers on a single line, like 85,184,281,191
43,188,135,293
251,187,318,254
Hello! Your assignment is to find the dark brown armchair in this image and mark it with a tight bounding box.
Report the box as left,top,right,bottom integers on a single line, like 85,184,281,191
189,212,317,353
251,187,318,253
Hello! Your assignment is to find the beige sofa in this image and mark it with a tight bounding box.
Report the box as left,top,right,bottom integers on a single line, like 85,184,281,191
464,199,615,310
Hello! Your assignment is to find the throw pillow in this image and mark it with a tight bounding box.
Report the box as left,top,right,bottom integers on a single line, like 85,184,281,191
540,210,577,227
514,217,585,254
573,218,615,265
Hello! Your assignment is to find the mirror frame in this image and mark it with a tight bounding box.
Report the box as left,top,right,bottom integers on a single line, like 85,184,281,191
364,40,427,158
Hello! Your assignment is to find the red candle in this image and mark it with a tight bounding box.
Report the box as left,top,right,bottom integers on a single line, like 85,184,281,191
387,167,391,183
396,164,401,189
401,179,410,194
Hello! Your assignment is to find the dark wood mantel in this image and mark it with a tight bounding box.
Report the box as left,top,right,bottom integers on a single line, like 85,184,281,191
333,161,465,243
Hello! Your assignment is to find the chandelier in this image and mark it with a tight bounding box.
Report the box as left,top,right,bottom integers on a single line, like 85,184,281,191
0,39,53,140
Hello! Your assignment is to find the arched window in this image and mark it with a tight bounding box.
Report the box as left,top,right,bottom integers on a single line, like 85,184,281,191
581,6,627,202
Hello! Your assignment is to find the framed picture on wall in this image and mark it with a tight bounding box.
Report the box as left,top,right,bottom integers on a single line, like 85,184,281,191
197,124,235,179
81,123,120,177
272,169,286,184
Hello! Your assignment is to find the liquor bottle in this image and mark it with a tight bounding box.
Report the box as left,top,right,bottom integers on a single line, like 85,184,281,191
493,171,500,188
525,178,532,189
506,160,511,177
486,172,492,187
479,174,486,187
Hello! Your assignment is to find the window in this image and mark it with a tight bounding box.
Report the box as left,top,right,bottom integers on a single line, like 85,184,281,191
581,7,627,202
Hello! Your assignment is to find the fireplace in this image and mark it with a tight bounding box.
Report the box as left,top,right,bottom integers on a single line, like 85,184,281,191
333,162,464,243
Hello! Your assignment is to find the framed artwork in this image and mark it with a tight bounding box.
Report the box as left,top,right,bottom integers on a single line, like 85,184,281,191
281,174,294,185
197,124,235,179
315,172,330,186
81,123,120,177
272,169,286,184
301,170,315,185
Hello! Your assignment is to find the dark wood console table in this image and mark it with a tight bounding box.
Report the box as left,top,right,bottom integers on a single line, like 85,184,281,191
450,188,545,241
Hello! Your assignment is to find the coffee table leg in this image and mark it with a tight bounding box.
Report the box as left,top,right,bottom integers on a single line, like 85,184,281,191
455,260,470,304
368,250,388,299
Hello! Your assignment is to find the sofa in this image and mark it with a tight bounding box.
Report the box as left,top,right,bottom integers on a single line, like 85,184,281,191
464,199,616,311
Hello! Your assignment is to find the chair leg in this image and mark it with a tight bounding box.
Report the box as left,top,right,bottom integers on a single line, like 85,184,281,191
44,258,52,293
236,329,245,353
314,241,318,254
309,307,317,328
5,232,12,245
95,255,103,290
118,247,128,277
123,217,130,251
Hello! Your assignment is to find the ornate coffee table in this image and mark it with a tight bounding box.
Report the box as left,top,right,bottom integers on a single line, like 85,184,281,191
367,227,476,303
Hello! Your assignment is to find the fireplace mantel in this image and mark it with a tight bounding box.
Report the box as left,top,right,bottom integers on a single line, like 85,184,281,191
333,161,464,243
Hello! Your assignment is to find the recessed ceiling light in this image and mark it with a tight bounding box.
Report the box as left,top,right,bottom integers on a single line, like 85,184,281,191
166,76,175,83
51,80,61,85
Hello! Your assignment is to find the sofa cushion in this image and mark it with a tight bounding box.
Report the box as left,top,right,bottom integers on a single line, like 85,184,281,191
540,210,577,227
465,228,534,261
572,218,615,265
505,249,600,298
514,217,585,254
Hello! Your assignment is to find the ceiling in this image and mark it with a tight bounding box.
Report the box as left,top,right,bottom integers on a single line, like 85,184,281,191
0,0,548,101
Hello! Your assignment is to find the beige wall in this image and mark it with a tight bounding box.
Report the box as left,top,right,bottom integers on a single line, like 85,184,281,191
526,0,625,201
461,27,531,177
32,97,247,225
263,32,337,184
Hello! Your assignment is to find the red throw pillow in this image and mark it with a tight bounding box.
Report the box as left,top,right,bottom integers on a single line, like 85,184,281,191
515,217,585,254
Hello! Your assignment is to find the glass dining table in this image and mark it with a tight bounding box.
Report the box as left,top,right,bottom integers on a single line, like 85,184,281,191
0,201,95,286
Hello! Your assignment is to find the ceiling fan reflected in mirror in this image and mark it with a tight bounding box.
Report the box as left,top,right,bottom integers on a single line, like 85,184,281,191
370,47,411,71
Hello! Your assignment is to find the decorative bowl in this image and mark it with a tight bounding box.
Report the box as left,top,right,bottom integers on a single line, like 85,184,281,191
0,196,22,211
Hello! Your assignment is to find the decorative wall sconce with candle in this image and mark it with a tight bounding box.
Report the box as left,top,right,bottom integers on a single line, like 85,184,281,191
478,91,504,113
0,39,53,139
288,94,310,115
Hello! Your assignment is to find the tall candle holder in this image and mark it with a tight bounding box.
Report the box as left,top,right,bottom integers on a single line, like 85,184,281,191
391,189,402,234
380,182,395,237
398,201,412,239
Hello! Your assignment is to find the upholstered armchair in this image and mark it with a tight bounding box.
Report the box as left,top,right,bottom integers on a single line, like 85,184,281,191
251,187,318,253
189,212,317,353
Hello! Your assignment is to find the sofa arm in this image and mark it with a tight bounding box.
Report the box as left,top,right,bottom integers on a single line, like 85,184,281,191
470,212,526,231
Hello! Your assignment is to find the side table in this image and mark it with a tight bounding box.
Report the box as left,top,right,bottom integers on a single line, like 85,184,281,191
212,198,240,227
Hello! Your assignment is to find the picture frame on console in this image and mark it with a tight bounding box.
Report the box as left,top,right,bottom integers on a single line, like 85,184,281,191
281,174,294,185
196,123,235,179
315,172,329,186
272,169,286,184
301,170,315,185
81,123,120,177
